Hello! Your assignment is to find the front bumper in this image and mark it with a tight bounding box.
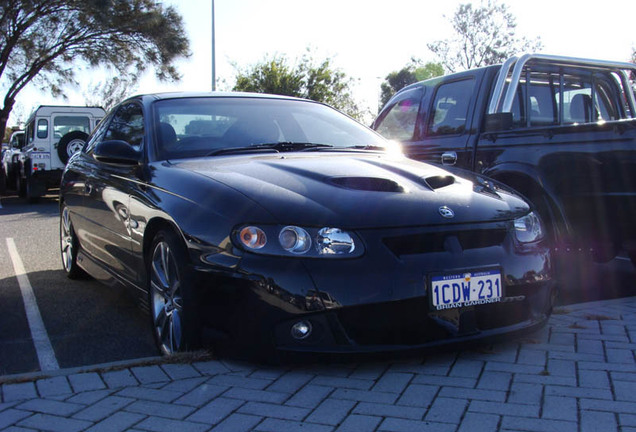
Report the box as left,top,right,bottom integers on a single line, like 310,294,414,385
195,220,554,360
273,279,554,356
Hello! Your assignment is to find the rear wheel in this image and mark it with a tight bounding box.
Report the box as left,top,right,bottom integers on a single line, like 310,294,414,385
148,229,201,355
26,177,43,203
0,165,6,195
60,204,87,279
16,172,26,197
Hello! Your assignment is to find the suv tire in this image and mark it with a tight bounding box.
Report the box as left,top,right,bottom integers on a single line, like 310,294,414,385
57,131,89,164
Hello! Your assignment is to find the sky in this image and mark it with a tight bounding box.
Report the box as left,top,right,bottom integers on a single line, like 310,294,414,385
8,0,636,126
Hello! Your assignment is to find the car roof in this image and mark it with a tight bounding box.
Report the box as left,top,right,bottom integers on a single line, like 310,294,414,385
128,91,313,104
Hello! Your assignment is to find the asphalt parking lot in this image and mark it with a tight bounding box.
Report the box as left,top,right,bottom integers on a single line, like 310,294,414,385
1,295,635,432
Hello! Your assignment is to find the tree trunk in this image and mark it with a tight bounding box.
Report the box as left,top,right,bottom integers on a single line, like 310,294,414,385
0,100,15,139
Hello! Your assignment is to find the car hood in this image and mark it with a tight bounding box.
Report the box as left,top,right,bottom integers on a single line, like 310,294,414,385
171,153,529,228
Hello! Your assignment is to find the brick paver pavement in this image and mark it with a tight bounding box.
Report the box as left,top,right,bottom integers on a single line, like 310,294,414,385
1,296,635,432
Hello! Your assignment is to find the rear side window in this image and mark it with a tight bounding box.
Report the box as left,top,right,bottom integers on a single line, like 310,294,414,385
429,79,475,136
510,70,621,127
37,119,48,139
374,88,423,141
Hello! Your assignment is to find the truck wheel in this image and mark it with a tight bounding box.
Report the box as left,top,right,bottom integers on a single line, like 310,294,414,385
7,161,17,190
26,177,43,203
57,131,88,164
16,173,26,198
0,165,6,195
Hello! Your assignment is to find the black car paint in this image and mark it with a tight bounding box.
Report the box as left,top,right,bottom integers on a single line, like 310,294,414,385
373,62,636,262
61,93,554,360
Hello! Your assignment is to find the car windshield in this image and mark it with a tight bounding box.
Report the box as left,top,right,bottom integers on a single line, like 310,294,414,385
152,97,389,160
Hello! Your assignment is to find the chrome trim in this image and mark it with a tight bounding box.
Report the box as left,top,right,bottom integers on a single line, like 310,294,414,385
441,151,457,166
487,56,518,114
491,53,636,118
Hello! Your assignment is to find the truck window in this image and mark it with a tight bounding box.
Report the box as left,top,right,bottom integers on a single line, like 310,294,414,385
511,70,620,127
105,103,144,148
374,88,423,141
37,119,48,139
428,79,475,136
54,116,91,140
559,76,618,124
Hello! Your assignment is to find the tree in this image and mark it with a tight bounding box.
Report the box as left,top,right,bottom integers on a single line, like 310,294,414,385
233,51,363,120
428,0,542,73
0,0,190,135
379,59,443,108
83,76,138,111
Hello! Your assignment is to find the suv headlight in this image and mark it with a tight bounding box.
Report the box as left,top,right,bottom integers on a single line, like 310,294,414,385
234,224,363,258
514,212,544,243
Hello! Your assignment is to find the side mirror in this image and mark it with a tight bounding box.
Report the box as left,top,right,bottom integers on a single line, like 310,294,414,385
94,140,141,166
484,112,513,132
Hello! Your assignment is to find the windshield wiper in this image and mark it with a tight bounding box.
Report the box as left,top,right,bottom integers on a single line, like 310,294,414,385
207,142,334,156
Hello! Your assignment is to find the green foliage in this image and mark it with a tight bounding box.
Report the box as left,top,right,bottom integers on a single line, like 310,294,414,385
379,59,443,108
233,51,362,120
0,0,190,133
428,0,542,73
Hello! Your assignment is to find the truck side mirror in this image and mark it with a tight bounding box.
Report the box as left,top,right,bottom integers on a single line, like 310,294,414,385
484,113,513,132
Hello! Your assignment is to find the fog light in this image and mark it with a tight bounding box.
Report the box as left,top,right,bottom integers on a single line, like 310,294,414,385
291,320,312,340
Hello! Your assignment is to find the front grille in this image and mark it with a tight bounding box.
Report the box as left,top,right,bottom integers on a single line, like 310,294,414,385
383,228,508,257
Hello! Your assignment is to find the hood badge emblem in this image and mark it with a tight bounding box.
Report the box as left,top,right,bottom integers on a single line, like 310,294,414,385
438,206,455,219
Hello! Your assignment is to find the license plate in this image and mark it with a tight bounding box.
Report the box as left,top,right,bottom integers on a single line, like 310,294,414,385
430,269,502,310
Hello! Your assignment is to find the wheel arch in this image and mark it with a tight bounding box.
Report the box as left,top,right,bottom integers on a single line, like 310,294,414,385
142,217,190,265
485,163,567,243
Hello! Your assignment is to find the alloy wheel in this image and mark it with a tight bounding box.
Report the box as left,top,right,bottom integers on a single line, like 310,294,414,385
150,240,184,355
60,206,75,273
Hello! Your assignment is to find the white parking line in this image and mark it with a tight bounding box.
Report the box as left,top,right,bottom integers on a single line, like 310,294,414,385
6,237,59,371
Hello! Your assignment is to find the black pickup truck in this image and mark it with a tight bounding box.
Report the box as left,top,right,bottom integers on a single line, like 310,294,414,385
373,54,636,265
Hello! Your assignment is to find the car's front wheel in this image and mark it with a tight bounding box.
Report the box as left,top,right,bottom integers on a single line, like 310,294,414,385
60,204,86,279
148,229,201,355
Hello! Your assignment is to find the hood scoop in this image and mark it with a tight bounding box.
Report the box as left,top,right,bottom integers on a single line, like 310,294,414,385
329,176,405,193
425,175,456,190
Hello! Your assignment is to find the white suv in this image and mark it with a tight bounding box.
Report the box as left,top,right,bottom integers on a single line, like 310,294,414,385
16,105,105,201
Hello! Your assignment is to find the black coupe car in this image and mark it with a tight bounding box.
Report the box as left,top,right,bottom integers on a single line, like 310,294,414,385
59,93,554,361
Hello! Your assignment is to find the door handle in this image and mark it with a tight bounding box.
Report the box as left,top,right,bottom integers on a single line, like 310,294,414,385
441,151,457,166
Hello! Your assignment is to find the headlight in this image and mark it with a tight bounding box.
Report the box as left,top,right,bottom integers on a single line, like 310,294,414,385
238,226,267,249
234,224,363,258
514,212,543,243
316,227,355,255
279,226,312,254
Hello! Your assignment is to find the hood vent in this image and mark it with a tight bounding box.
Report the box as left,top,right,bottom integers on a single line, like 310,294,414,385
425,175,455,190
330,176,405,193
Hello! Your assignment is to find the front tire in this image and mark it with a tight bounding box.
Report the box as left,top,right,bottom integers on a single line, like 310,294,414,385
60,204,87,279
148,229,201,355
